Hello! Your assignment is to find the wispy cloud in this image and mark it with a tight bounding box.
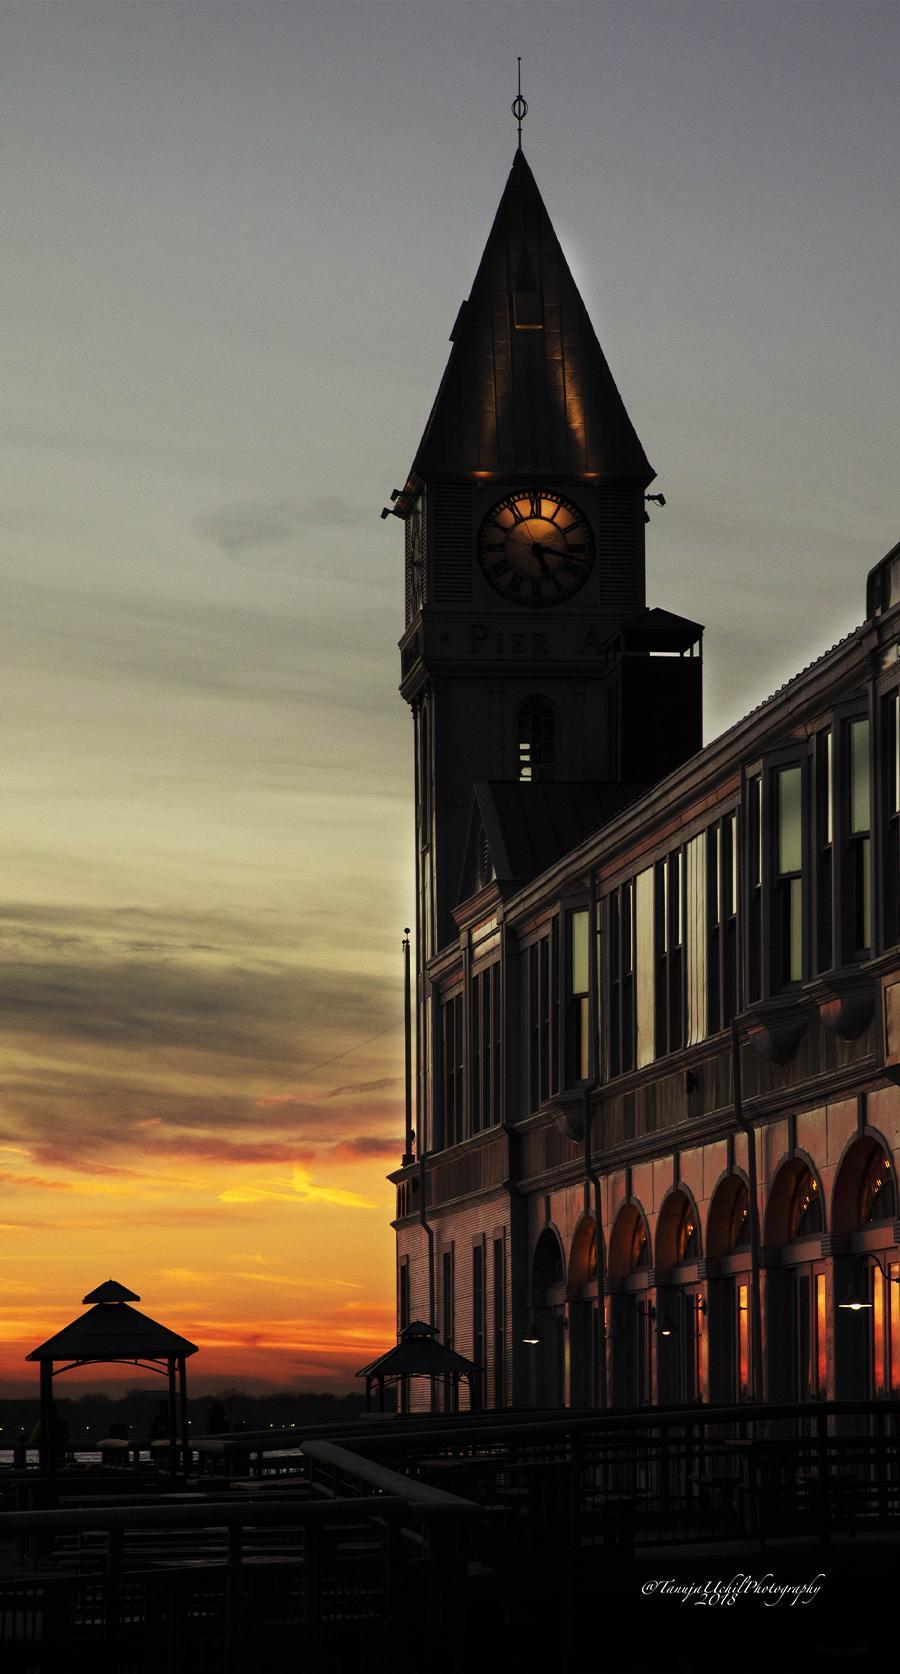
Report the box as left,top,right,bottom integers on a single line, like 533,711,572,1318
219,1167,377,1211
330,1135,404,1162
196,494,372,563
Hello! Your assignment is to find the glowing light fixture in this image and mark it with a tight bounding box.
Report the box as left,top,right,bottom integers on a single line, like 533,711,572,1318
838,1252,900,1310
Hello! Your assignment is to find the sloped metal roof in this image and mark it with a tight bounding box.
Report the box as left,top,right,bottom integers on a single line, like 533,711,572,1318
357,1322,480,1381
408,150,654,486
28,1297,198,1363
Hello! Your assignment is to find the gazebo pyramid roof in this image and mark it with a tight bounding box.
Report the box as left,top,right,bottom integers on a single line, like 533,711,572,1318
27,1279,198,1364
357,1320,480,1381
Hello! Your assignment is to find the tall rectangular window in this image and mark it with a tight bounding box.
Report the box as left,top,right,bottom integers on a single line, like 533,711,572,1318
653,852,684,1057
608,883,635,1077
492,1237,506,1408
528,922,559,1109
883,692,899,948
685,833,707,1046
635,867,656,1068
883,1258,889,1392
846,717,872,957
440,993,464,1148
816,1272,827,1395
567,910,590,1082
748,778,763,1002
815,730,834,972
472,1244,486,1411
708,813,738,1032
775,765,804,987
737,1283,750,1400
471,963,501,1132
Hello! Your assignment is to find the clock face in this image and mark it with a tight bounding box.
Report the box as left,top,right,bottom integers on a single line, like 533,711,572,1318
478,491,594,607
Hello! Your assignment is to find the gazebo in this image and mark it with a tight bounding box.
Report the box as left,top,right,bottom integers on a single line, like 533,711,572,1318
26,1279,198,1475
356,1320,483,1412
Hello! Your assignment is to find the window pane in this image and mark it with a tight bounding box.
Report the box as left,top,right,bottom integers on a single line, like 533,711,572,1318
824,730,833,843
789,876,803,982
874,1265,885,1393
738,1284,749,1399
850,718,870,834
686,832,708,1046
883,1258,889,1392
778,766,803,874
635,867,655,1067
893,695,900,815
570,910,589,995
816,1273,827,1395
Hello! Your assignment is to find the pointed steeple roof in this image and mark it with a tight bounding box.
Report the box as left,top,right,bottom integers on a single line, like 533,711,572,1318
409,151,653,486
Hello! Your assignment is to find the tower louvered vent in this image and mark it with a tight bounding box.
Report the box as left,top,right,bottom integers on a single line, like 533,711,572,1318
432,486,474,605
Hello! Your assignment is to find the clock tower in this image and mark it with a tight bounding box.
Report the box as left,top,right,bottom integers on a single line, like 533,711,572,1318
388,147,702,1129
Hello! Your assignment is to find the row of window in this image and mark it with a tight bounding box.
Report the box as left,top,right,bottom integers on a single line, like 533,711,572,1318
434,696,900,1136
536,1149,897,1409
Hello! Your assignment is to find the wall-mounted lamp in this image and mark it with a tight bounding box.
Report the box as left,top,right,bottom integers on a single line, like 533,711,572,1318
659,1289,707,1337
838,1251,900,1311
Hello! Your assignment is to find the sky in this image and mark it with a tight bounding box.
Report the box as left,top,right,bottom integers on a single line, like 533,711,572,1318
0,0,896,1394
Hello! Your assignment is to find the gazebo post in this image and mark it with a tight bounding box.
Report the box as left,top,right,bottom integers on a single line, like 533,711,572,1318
178,1356,190,1478
39,1360,54,1476
166,1358,178,1478
378,1375,385,1413
365,1376,372,1413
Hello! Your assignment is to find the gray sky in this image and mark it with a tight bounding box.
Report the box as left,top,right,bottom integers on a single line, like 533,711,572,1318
0,0,896,1388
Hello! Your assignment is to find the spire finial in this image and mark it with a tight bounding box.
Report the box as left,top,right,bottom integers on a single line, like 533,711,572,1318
511,56,527,152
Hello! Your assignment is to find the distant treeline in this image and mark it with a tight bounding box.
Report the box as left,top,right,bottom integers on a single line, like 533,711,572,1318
0,1388,370,1442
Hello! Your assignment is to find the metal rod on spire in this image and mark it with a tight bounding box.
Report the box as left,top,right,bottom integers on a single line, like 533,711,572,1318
512,56,528,151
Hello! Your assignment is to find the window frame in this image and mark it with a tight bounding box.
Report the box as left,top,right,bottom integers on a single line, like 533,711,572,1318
707,808,739,1034
524,915,560,1112
606,881,635,1078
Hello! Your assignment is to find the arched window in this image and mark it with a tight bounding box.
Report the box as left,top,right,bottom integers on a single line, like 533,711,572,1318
728,1182,750,1250
789,1168,823,1239
518,697,555,782
630,1216,649,1269
861,1150,896,1224
676,1199,699,1263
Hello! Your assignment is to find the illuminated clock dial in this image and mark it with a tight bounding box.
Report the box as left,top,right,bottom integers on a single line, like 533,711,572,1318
478,491,594,607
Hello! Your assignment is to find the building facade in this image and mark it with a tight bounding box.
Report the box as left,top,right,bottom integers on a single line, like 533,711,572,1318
387,147,900,1413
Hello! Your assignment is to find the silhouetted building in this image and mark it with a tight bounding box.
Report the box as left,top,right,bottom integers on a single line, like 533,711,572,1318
387,146,900,1412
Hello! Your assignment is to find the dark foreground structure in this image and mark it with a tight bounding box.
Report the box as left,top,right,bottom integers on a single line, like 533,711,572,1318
1,1401,900,1670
